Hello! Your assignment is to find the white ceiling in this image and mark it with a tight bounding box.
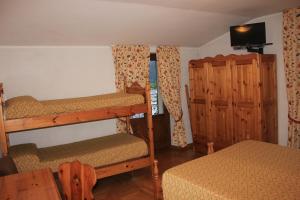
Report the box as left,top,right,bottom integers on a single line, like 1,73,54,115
0,0,299,46
104,0,300,17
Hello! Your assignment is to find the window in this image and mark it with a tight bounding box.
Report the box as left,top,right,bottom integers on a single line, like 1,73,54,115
150,53,159,115
132,53,163,118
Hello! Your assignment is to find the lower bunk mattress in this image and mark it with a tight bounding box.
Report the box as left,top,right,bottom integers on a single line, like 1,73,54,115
9,133,148,172
162,140,300,200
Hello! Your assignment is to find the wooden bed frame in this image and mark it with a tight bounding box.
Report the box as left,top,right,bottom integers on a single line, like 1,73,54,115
0,82,160,199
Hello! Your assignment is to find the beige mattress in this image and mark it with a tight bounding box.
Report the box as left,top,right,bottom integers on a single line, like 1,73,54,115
5,92,144,120
9,133,148,172
162,140,300,200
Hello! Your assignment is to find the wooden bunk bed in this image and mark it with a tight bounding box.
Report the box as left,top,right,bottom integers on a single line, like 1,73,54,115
0,82,160,199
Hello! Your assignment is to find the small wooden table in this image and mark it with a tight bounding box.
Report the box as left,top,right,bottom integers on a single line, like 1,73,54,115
0,168,61,200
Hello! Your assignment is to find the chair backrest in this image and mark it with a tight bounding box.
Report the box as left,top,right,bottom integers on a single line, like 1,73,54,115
58,160,97,200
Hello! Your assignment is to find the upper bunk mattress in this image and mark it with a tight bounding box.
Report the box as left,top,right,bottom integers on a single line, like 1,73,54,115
9,133,148,172
5,92,144,120
162,140,300,200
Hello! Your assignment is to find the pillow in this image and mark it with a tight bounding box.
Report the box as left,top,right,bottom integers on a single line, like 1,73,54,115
9,143,40,172
5,96,44,119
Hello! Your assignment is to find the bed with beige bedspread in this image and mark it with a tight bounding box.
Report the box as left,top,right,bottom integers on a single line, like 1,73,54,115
162,140,300,200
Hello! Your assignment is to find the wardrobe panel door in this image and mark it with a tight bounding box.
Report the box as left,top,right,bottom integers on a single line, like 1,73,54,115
189,61,209,153
234,63,255,103
232,58,260,142
190,103,208,153
233,106,257,141
207,60,233,150
262,104,277,142
260,57,277,143
189,63,206,100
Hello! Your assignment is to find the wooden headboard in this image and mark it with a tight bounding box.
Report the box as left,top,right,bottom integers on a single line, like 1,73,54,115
125,81,147,96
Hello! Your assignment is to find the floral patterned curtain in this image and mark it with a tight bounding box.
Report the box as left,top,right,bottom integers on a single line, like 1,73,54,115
283,7,300,149
157,46,187,147
112,44,150,133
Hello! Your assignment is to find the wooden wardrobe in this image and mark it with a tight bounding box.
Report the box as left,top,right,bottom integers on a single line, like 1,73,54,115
188,54,277,153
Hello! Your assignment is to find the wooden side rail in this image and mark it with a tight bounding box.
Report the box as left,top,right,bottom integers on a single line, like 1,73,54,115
95,157,151,179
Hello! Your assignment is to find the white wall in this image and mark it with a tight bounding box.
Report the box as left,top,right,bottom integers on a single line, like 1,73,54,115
177,47,199,144
0,46,198,150
0,46,117,148
198,13,288,146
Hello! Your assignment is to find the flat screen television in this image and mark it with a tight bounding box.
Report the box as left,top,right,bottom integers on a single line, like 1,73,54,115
230,22,266,47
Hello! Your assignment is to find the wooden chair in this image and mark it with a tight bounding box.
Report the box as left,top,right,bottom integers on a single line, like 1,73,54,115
58,160,97,200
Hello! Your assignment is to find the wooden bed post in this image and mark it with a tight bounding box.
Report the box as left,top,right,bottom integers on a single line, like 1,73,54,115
153,160,160,200
145,82,159,199
146,82,154,162
0,83,8,156
124,79,131,134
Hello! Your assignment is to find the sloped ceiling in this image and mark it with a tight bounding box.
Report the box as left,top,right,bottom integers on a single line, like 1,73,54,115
0,0,299,46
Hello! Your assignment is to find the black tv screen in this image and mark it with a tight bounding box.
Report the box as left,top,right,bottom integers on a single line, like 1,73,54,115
230,22,266,47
